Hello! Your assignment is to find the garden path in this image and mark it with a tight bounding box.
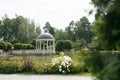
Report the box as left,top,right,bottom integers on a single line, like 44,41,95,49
0,74,95,80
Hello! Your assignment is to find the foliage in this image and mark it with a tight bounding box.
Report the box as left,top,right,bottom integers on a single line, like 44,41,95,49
81,50,103,73
14,43,22,50
70,51,103,73
0,15,41,43
43,22,55,36
14,43,34,50
0,51,105,74
0,61,23,74
0,42,12,51
51,52,73,73
72,40,82,50
5,42,12,51
75,17,94,44
92,0,120,50
33,60,52,74
95,51,120,80
55,29,67,40
22,60,34,73
54,16,94,49
0,42,7,51
56,40,72,51
88,38,101,50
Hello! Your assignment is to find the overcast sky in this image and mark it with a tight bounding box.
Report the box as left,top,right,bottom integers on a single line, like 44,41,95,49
0,0,95,29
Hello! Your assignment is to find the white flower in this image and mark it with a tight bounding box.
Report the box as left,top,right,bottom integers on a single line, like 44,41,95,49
51,53,73,73
64,56,72,62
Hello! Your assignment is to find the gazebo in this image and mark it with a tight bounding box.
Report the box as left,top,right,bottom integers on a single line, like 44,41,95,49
36,32,55,54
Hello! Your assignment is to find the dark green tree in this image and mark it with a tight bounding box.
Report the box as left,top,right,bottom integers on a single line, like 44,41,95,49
75,17,93,46
0,15,15,42
92,0,120,50
43,22,55,36
65,21,76,41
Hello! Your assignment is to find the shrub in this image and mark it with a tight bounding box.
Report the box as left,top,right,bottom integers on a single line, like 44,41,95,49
14,43,22,50
0,42,7,51
14,43,34,50
72,40,82,51
56,40,64,51
97,52,120,80
0,42,12,51
51,52,73,73
25,44,34,49
0,61,23,74
64,40,72,51
33,61,52,74
56,40,72,51
80,50,103,73
6,42,12,51
22,60,34,73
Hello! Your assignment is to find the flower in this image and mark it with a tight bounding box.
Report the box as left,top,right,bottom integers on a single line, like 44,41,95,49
51,52,72,73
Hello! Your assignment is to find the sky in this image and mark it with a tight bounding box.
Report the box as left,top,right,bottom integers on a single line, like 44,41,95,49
0,0,95,30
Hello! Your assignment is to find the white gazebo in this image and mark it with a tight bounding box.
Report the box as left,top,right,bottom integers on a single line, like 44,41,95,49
36,32,55,54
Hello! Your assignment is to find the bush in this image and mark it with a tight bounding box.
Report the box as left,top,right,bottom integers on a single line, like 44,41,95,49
0,61,23,74
64,40,72,51
56,40,64,51
81,50,103,73
14,43,22,50
0,42,12,51
70,50,103,73
14,43,34,50
33,61,52,74
72,40,82,51
22,60,34,73
97,52,120,80
6,42,12,51
51,52,73,73
56,40,72,51
0,42,7,51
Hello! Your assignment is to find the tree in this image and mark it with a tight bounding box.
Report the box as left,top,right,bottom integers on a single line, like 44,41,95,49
92,0,120,50
75,17,93,46
43,22,55,36
91,0,120,80
65,21,76,41
0,15,15,42
55,29,67,40
35,26,41,36
0,15,40,43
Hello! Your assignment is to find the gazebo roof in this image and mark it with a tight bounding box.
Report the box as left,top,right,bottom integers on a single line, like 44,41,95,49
37,33,54,39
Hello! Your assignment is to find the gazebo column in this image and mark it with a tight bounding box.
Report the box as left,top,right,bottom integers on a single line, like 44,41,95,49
38,41,40,50
40,40,41,50
40,40,41,53
43,41,45,54
47,40,48,54
53,40,55,53
36,40,37,49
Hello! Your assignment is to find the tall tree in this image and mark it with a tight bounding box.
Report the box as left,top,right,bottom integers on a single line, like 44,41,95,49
43,22,55,36
75,17,93,44
0,15,15,42
65,21,76,41
55,29,67,40
0,15,40,43
92,0,120,50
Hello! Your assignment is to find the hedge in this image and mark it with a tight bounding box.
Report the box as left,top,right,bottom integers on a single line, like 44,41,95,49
56,40,72,51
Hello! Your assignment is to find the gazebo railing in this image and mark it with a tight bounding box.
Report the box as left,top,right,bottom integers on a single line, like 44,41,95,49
11,49,55,55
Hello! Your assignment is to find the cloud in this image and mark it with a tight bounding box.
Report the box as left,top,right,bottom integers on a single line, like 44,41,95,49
0,0,95,29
